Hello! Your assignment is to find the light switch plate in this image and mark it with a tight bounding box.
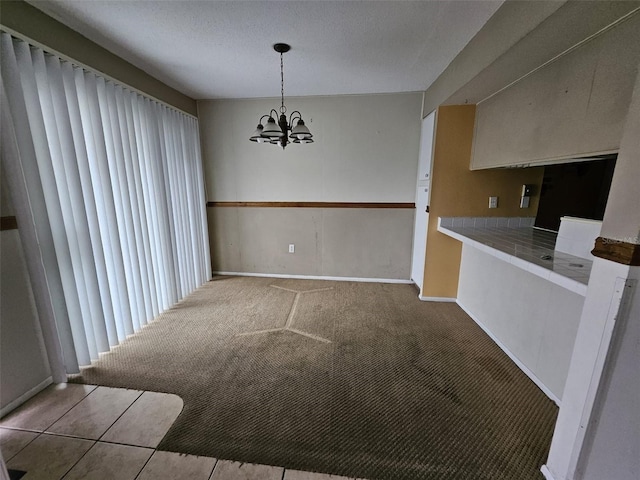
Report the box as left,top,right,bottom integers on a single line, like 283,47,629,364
520,196,530,208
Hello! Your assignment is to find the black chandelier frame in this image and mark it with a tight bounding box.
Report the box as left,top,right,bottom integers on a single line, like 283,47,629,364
249,43,313,149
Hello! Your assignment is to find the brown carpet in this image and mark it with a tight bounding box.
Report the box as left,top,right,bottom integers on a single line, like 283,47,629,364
70,276,557,480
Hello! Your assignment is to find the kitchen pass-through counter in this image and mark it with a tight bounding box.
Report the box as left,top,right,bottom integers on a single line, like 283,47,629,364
438,216,592,296
437,216,600,404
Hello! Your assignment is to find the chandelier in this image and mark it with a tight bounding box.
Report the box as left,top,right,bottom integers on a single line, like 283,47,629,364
249,43,313,149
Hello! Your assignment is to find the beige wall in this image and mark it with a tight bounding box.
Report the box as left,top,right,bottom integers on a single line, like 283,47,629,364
422,105,544,297
422,0,565,114
423,1,640,116
0,0,197,115
208,207,413,279
199,93,422,202
471,12,640,169
199,93,422,279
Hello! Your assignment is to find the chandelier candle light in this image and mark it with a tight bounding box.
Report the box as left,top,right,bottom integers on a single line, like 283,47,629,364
249,43,313,149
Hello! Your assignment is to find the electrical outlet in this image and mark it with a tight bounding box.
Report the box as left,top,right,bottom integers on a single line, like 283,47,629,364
288,244,295,253
520,196,530,208
489,196,498,209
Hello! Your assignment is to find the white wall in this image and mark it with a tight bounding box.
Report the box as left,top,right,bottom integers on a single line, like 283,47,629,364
579,75,640,478
576,60,640,480
599,61,640,244
199,93,422,202
457,244,585,401
580,266,639,480
0,174,51,415
544,55,640,480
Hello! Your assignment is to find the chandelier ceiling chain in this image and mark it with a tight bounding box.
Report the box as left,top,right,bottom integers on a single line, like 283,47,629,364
249,43,313,150
280,51,285,114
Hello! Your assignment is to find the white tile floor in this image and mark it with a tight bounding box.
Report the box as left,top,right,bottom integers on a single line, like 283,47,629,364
0,384,364,480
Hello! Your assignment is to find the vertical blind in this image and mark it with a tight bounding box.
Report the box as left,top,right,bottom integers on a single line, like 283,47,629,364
0,33,211,373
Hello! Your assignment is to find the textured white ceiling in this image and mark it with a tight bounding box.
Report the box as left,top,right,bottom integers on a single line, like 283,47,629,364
28,0,503,100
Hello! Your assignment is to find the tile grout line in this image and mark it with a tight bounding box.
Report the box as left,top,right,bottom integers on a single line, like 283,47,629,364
1,385,99,438
96,389,145,443
38,385,100,434
132,445,156,480
0,426,42,434
33,388,152,478
58,439,98,480
6,387,331,480
1,428,42,464
207,458,220,480
94,439,154,449
33,432,155,450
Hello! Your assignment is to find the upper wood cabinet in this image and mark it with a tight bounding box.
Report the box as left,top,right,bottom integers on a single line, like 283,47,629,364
471,14,640,170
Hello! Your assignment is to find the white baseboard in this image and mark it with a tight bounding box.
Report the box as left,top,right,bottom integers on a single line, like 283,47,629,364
213,271,414,285
456,301,561,407
419,296,457,302
540,465,556,480
0,376,53,418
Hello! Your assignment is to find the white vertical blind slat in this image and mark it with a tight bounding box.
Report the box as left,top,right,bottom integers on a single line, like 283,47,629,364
131,95,165,314
187,118,203,284
103,80,145,330
44,54,111,357
115,85,153,324
1,34,80,373
62,62,119,348
74,69,125,345
140,98,172,309
185,120,202,285
95,77,139,334
84,72,134,341
164,110,189,297
158,104,182,303
34,51,98,360
1,34,210,370
193,119,212,282
181,118,200,289
148,100,179,305
15,42,91,368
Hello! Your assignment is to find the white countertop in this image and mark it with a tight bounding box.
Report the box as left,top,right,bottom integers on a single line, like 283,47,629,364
438,217,592,296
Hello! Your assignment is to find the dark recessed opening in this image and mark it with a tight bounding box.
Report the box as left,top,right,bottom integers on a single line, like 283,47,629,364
8,470,27,480
535,156,617,231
